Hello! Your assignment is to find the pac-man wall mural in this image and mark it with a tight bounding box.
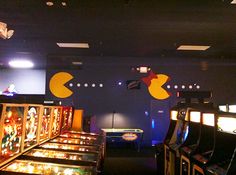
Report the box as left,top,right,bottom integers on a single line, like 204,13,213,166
49,71,171,100
49,72,74,98
142,71,171,100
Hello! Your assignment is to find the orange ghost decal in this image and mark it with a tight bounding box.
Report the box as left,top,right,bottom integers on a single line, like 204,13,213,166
142,71,171,100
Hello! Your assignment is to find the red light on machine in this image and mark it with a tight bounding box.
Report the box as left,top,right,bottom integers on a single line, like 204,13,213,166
122,133,138,141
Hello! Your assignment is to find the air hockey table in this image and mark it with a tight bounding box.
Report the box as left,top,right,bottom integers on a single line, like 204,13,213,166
101,128,144,152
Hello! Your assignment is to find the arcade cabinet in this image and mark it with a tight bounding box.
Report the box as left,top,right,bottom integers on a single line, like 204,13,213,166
155,105,179,175
191,112,216,175
180,108,216,175
164,91,213,175
205,112,236,175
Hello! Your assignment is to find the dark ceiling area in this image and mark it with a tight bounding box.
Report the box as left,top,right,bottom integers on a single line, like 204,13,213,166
0,0,236,68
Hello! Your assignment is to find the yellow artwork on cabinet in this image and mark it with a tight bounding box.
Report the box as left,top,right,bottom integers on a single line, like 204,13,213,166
49,72,73,98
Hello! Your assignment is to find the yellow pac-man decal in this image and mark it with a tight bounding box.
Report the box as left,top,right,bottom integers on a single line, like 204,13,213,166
49,72,73,98
142,71,171,100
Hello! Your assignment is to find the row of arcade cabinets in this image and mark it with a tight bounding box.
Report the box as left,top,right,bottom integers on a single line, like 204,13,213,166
159,91,236,175
0,103,106,175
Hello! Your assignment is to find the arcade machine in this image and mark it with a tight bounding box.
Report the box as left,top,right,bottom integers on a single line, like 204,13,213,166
204,112,236,175
0,103,26,166
164,91,212,175
61,106,74,132
155,105,178,175
190,112,216,175
22,104,42,151
180,108,216,175
0,159,97,175
179,110,201,175
38,106,53,142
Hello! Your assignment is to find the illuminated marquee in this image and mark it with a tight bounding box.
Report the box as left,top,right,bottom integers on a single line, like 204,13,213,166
218,117,236,134
122,133,138,141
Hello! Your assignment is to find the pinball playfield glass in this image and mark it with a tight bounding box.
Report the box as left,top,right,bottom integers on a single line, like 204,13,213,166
60,133,98,141
21,148,98,166
23,105,41,150
39,106,52,142
61,130,100,137
50,137,98,146
50,107,62,138
0,159,97,175
38,142,100,154
0,104,25,163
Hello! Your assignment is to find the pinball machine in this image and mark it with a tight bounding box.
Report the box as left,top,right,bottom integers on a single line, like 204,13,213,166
61,106,74,132
23,104,43,151
49,137,100,146
0,103,26,166
38,106,53,142
58,130,106,170
18,148,101,171
0,159,97,175
37,142,100,154
0,103,103,174
49,106,62,139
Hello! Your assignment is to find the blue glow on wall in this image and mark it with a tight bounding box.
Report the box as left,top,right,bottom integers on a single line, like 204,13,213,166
152,119,155,129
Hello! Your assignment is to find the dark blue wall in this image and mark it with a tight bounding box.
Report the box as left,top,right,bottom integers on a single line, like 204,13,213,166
45,56,236,146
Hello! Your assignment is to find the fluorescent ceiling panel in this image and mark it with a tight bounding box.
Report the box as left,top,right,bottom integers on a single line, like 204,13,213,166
57,43,89,48
72,61,83,65
9,60,34,68
177,45,210,51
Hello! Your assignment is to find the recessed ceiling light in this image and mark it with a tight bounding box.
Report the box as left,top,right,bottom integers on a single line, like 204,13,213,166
72,61,83,65
9,60,34,68
61,2,67,6
46,1,54,6
231,0,236,4
177,45,210,51
57,43,89,48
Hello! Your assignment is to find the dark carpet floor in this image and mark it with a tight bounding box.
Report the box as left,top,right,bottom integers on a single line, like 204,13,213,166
103,147,158,175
